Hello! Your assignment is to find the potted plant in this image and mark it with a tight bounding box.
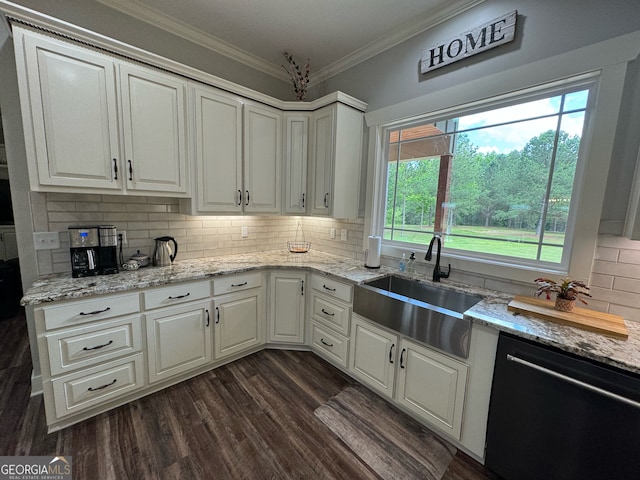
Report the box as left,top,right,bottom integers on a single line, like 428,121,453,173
534,277,592,312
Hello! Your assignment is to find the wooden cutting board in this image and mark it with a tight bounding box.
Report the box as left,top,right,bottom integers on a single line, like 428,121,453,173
507,295,628,339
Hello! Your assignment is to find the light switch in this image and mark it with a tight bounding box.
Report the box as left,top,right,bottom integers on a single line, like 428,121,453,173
330,228,336,239
241,226,249,238
340,229,347,242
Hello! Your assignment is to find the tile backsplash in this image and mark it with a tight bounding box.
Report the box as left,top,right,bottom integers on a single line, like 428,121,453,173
34,192,365,275
32,193,640,323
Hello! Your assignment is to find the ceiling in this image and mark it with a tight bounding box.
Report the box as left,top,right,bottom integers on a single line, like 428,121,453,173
97,0,484,85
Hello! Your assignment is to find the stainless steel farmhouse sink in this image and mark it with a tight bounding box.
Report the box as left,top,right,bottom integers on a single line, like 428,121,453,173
353,275,483,359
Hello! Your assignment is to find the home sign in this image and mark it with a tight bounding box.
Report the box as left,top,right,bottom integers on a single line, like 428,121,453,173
421,10,517,74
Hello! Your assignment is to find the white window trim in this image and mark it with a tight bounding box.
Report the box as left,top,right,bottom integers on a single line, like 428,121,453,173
363,30,640,284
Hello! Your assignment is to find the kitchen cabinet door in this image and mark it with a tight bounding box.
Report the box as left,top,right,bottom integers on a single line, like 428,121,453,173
349,314,398,398
309,106,334,215
284,114,309,214
0,228,18,261
269,271,305,344
214,288,265,360
243,103,282,214
16,29,121,191
119,63,189,195
145,300,213,383
191,85,243,213
395,338,468,440
309,103,363,218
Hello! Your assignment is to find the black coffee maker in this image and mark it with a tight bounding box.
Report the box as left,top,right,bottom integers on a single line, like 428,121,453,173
69,226,99,278
97,225,119,275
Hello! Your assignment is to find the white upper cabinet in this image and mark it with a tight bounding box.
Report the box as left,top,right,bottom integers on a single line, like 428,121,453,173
190,84,243,213
185,89,282,215
243,103,282,214
284,114,309,214
13,27,189,196
309,103,363,219
119,64,188,195
16,30,121,191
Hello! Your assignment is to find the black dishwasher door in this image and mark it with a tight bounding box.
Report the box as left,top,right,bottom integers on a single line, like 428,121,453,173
485,333,640,480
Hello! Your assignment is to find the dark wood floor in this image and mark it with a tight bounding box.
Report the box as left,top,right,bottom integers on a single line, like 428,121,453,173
0,309,497,479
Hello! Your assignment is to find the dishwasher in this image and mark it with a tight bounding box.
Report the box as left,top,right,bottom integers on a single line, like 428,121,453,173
485,332,640,480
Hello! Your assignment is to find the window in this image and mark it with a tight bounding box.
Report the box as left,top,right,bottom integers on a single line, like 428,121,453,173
382,86,591,269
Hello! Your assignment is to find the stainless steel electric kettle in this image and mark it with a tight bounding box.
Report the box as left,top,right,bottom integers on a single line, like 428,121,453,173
153,236,178,267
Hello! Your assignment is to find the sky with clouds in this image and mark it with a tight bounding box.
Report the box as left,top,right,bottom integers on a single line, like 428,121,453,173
457,90,589,154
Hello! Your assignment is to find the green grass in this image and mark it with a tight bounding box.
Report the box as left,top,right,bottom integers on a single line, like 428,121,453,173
384,224,564,263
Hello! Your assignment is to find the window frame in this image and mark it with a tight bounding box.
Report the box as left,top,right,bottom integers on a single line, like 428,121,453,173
363,33,638,284
379,80,595,274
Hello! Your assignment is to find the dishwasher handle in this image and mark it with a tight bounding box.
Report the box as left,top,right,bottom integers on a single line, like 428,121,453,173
507,354,640,410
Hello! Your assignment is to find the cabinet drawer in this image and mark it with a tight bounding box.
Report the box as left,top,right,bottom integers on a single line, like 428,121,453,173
212,272,262,295
46,315,142,376
311,275,353,303
311,322,348,368
143,281,210,310
42,293,140,330
51,353,144,419
311,294,350,336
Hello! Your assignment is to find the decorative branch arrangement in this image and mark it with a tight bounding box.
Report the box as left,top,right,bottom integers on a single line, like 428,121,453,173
282,51,310,101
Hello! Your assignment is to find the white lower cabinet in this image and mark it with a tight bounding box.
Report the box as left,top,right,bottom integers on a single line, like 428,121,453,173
214,287,265,360
311,321,348,368
349,314,469,441
51,353,144,419
349,314,398,398
269,271,305,344
145,300,213,383
395,338,468,440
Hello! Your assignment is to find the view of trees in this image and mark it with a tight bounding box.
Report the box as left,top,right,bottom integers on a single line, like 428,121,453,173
386,129,581,238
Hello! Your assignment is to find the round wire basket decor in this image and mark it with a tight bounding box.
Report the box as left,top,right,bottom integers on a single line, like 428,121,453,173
288,223,311,253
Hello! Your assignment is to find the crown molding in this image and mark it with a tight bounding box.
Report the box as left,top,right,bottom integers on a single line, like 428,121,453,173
96,0,289,82
97,0,485,86
311,0,486,85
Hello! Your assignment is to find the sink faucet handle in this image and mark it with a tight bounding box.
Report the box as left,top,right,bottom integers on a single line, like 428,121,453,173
441,263,451,279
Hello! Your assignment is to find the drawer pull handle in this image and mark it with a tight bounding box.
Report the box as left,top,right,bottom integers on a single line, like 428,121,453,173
389,343,395,364
400,348,406,369
322,284,336,292
237,189,242,206
87,378,117,392
324,192,329,208
321,308,335,316
82,340,114,351
231,282,248,287
168,293,190,300
113,158,118,180
128,160,133,181
205,309,210,327
79,307,111,316
215,307,220,324
320,338,334,347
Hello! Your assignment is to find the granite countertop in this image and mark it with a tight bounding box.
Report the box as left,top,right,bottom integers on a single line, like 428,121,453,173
22,249,640,375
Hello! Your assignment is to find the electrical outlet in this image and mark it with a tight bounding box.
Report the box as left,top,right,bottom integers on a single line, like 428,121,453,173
330,228,336,239
33,231,60,250
241,226,249,238
340,229,347,242
118,230,127,245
